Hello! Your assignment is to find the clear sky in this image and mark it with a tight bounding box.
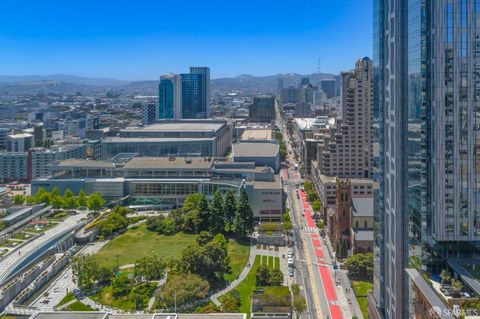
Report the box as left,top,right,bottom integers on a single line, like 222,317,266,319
0,0,372,80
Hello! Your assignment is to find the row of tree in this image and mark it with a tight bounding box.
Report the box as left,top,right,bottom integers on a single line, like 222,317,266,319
146,189,254,237
14,187,105,211
303,180,321,212
256,264,284,286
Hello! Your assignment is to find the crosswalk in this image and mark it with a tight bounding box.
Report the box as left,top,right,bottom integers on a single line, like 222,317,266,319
304,226,317,233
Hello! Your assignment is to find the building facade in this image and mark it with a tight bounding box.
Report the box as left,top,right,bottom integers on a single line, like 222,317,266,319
158,74,182,120
249,95,276,122
102,120,232,159
190,67,210,118
372,1,480,318
181,73,205,119
0,152,28,181
7,134,34,152
142,103,158,125
320,79,336,99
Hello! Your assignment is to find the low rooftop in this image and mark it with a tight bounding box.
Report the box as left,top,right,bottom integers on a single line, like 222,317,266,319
123,156,214,170
233,142,279,158
241,129,272,141
352,197,374,217
123,120,225,132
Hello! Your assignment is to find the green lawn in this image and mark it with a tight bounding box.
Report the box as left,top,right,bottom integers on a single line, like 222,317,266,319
95,223,197,268
225,237,250,283
352,281,373,319
91,283,156,311
13,232,34,240
268,256,273,269
223,255,261,316
56,292,76,308
66,301,96,311
275,257,280,269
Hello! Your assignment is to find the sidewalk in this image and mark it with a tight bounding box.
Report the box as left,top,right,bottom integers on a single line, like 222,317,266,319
211,243,256,306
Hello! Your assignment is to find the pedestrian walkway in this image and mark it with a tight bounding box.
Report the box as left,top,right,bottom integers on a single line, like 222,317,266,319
304,226,317,233
211,243,256,306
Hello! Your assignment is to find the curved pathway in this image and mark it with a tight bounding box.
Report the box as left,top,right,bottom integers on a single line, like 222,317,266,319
211,244,256,306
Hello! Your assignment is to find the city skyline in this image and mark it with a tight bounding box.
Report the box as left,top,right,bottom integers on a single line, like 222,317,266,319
0,0,372,80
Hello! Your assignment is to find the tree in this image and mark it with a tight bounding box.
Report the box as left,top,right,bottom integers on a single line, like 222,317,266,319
292,294,307,319
63,189,78,209
344,253,373,280
256,265,270,286
157,274,210,308
87,192,105,212
146,215,178,235
134,256,166,281
269,268,284,286
183,193,203,212
224,190,236,232
13,194,25,205
50,195,64,209
112,274,131,297
235,189,254,237
222,291,241,312
25,195,36,205
197,231,213,246
197,194,210,232
440,269,452,285
291,284,306,319
209,190,225,234
77,190,87,208
34,187,51,204
312,200,322,213
71,254,101,292
180,234,230,287
97,211,129,237
451,279,464,294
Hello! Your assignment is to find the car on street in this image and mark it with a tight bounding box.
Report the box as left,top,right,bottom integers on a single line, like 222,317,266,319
289,268,294,277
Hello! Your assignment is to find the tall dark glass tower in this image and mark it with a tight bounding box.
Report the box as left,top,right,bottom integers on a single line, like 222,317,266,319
189,66,210,118
373,0,480,318
181,73,204,119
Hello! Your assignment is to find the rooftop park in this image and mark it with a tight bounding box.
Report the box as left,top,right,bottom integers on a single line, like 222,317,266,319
72,190,254,312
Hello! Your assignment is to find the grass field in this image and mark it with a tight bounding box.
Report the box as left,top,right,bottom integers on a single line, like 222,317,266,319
352,280,373,319
224,255,261,315
66,301,96,311
95,223,197,268
56,292,75,308
225,236,250,283
96,222,250,283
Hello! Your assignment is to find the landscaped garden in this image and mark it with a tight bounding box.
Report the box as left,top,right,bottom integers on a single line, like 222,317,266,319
72,190,255,312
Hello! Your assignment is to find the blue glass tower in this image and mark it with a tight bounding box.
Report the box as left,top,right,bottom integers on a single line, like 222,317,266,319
181,73,205,119
158,74,182,120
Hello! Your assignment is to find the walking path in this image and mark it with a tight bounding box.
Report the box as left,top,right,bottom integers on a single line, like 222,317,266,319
211,243,256,306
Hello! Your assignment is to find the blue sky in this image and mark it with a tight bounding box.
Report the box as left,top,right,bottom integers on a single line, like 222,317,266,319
0,0,372,80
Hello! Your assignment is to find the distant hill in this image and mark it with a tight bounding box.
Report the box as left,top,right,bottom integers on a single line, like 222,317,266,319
0,74,128,86
0,72,338,95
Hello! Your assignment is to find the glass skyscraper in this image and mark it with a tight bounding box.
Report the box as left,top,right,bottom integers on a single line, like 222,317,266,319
181,73,204,119
190,66,210,118
158,74,182,120
372,0,480,318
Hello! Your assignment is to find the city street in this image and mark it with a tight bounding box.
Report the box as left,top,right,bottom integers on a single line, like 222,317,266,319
277,105,353,319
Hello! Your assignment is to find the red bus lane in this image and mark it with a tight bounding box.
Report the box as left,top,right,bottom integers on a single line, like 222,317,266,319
299,189,344,319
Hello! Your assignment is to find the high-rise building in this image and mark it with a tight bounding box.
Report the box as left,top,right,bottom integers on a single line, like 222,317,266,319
340,57,373,178
142,103,158,125
190,66,210,117
249,95,276,122
320,79,336,99
7,133,34,152
0,128,10,150
181,73,204,119
158,74,182,120
300,77,310,87
371,1,480,318
276,78,284,97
